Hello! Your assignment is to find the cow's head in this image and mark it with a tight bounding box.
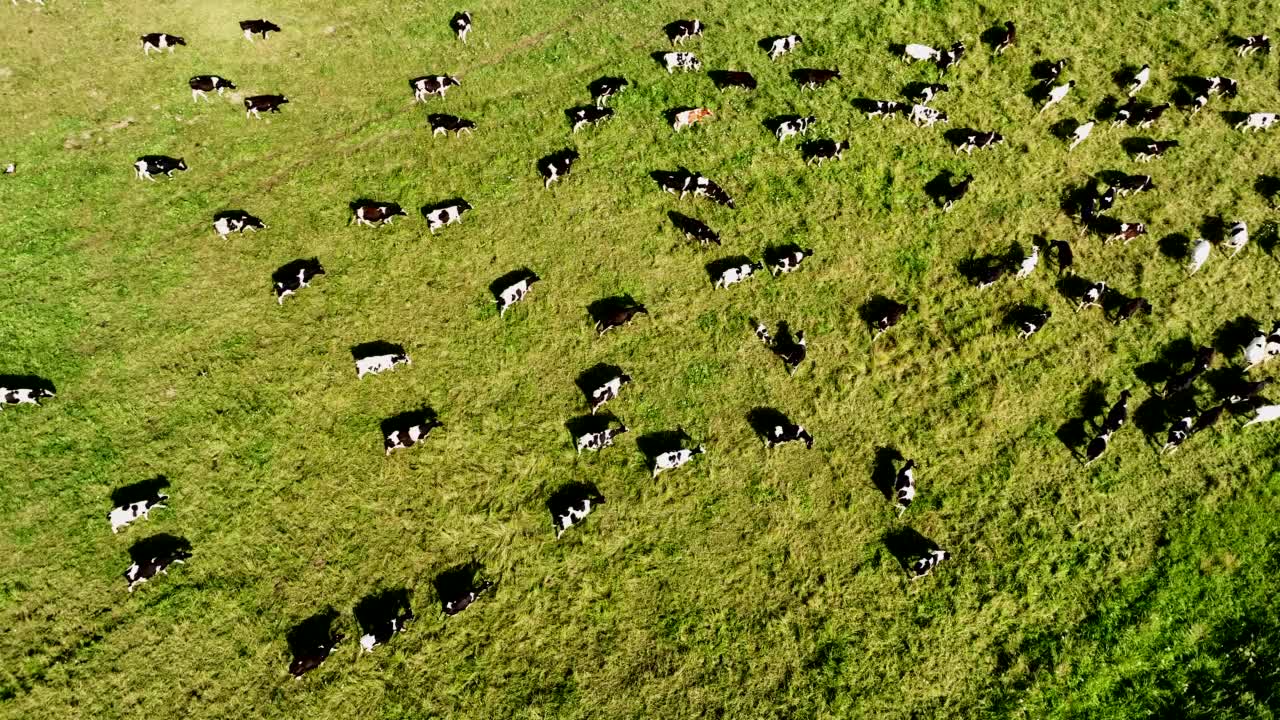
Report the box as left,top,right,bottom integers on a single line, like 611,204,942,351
176,159,188,170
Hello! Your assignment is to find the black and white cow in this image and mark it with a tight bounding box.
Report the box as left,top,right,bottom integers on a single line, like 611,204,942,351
239,19,281,41
909,104,948,127
1110,97,1142,127
1237,112,1279,132
1068,120,1095,151
908,83,948,104
662,52,701,73
936,42,966,73
1137,103,1169,128
994,21,1016,54
672,213,720,246
776,330,807,375
567,106,614,133
1085,429,1113,464
188,75,236,102
713,261,763,289
692,174,734,207
588,373,631,414
652,444,705,478
451,11,472,43
1112,174,1155,196
1105,222,1146,244
894,459,915,514
955,131,1003,154
804,139,847,165
424,199,471,233
551,488,605,538
443,579,493,615
767,34,802,60
410,75,460,102
866,100,907,119
351,201,407,226
1226,221,1249,256
871,300,908,339
1040,59,1067,86
109,493,168,533
289,633,343,678
589,77,628,107
1133,140,1178,161
595,304,647,335
1077,281,1106,312
213,210,266,238
974,264,1006,290
360,608,412,651
1102,390,1131,433
1038,80,1075,114
273,258,325,305
1,387,54,408
496,273,539,317
910,549,950,579
1229,378,1273,406
1237,34,1270,56
134,155,187,181
124,548,191,592
769,248,813,275
794,68,841,89
576,425,628,454
245,94,288,119
1127,64,1150,97
712,70,757,90
666,19,703,45
141,33,185,55
902,43,941,62
775,115,816,142
1206,76,1239,98
355,350,410,379
1160,416,1193,454
1017,309,1051,339
428,113,476,136
540,150,578,189
763,423,813,449
385,419,442,455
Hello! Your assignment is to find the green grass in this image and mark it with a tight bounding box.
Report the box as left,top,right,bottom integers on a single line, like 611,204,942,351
2,0,1280,717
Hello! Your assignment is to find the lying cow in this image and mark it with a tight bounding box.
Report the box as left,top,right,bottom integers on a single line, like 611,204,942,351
239,19,281,41
109,492,168,533
355,351,410,379
713,261,763,289
244,94,288,119
351,201,407,226
141,33,185,55
410,75,460,102
1,387,54,408
384,419,443,455
124,548,191,592
134,155,187,181
662,52,701,73
424,199,471,233
188,75,236,102
672,107,713,131
428,113,476,136
568,106,614,132
767,34,802,60
213,211,266,238
576,425,628,454
360,608,413,651
496,273,539,317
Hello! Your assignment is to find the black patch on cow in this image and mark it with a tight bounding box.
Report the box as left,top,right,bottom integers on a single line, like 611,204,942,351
882,527,940,574
955,250,1009,286
112,475,170,508
1055,380,1109,457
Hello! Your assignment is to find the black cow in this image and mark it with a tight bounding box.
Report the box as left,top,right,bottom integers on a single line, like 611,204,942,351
428,114,475,136
134,155,187,181
239,19,281,41
670,212,720,246
244,95,288,119
273,258,325,305
794,68,841,89
350,201,407,227
711,70,757,90
595,303,648,335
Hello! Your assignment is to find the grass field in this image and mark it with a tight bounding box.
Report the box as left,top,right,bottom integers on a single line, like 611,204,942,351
2,0,1280,717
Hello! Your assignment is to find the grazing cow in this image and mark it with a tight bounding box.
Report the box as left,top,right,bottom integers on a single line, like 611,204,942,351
1163,347,1213,398
273,258,325,305
351,201,407,227
1050,240,1074,274
124,548,191,592
942,174,973,212
355,351,410,380
936,42,966,73
902,44,940,62
1113,174,1155,196
764,423,814,450
540,151,578,189
595,304,647,335
672,214,720,246
894,460,916,515
767,34,803,60
662,52,701,74
866,100,908,119
1,387,54,408
134,155,187,181
712,70,757,90
1225,221,1248,256
451,11,472,43
1039,81,1075,113
1111,98,1142,127
360,608,412,651
871,300,908,339
1206,76,1239,98
1085,429,1113,464
410,75,460,102
244,94,288,119
289,633,343,678
239,19,281,41
1127,64,1150,97
108,492,167,534
910,550,950,579
1040,59,1067,85
769,249,813,276
568,106,615,132
691,174,735,207
1238,112,1278,132
1187,238,1211,274
713,261,763,289
994,21,1016,54
384,420,442,455
551,488,605,538
443,580,494,615
576,425,628,454
908,83,949,104
588,373,631,414
652,444,706,478
589,77,628,107
666,19,703,45
794,68,841,89
496,273,538,317
141,33,185,55
805,139,848,165
424,200,471,233
1016,244,1040,279
188,75,235,102
955,131,1003,154
658,168,696,197
428,113,476,136
974,264,1006,289
672,107,713,132
1077,281,1106,312
1134,140,1178,161
1237,34,1270,57
1136,103,1170,128
1106,222,1146,244
1161,416,1193,454
1243,405,1280,427
776,331,808,375
775,115,816,142
1017,309,1051,339
1114,297,1151,324
909,105,948,127
213,211,266,238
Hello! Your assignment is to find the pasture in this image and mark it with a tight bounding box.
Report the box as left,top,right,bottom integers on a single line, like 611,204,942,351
2,0,1279,717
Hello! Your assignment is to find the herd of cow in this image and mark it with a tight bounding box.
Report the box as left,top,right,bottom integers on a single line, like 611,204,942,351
5,8,1280,679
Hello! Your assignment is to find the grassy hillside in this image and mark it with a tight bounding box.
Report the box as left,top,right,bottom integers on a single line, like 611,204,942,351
1,0,1278,717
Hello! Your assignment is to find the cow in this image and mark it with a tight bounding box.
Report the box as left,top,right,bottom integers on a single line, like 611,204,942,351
866,100,908,119
754,324,807,375
1017,308,1051,339
1127,64,1150,97
109,492,168,533
239,19,281,41
805,139,847,165
134,155,187,181
1015,244,1040,279
1188,238,1211,274
576,425,628,454
910,550,950,579
1134,140,1178,161
1226,221,1249,256
424,200,471,233
1096,186,1116,213
671,213,720,246
442,579,494,615
974,264,1006,289
451,11,472,43
273,258,325,305
1111,98,1141,127
713,261,763,289
568,106,614,133
385,419,442,455
1039,80,1075,113
360,608,412,651
1206,76,1239,98
141,33,185,55
691,174,734,207
1191,95,1208,114
1114,297,1151,324
355,351,410,379
662,52,701,73
766,34,802,60
1194,404,1227,434
1237,112,1278,132
769,249,813,275
909,104,948,127
666,19,703,45
539,150,578,189
496,273,539,317
902,43,940,62
410,75,460,102
3,163,13,174
672,107,713,131
1104,391,1132,432
1137,103,1169,128
774,115,816,142
1085,429,1113,465
1106,222,1146,244
652,444,705,478
1160,416,1193,454
908,83,948,104
994,21,1016,54
936,42,966,73
942,174,973,212
711,70,757,90
894,460,916,515
428,114,476,136
1112,174,1154,196
870,300,908,339
289,633,343,678
588,373,631,414
1163,347,1213,397
763,423,813,450
955,131,1003,154
124,548,191,592
595,304,647,335
244,94,288,119
1,387,54,409
1076,281,1107,312
1050,240,1074,275
1229,378,1273,406
213,211,266,238
794,68,841,88
658,168,697,197
188,75,236,102
1236,34,1270,56
551,488,605,538
1244,331,1268,369
589,77,628,107
1243,405,1280,427
351,201,407,227
1040,59,1067,86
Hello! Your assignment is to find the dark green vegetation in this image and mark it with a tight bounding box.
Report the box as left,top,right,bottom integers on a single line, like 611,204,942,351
2,0,1279,717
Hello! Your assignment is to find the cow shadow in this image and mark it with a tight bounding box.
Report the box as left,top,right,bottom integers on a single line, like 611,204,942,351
1157,233,1191,260
746,407,792,444
886,42,908,60
127,533,192,565
1110,64,1141,91
1060,182,1098,219
1094,170,1132,187
1203,366,1247,401
1134,337,1195,387
111,475,170,508
636,428,691,467
1031,59,1066,83
1056,379,1108,455
979,23,1011,52
900,81,938,100
1257,221,1280,256
421,197,469,217
1120,137,1160,158
708,70,755,90
1220,111,1251,129
575,363,626,405
353,588,412,637
648,51,672,70
1213,315,1261,358
956,252,1008,284
588,295,641,326
668,211,713,241
213,209,253,222
379,406,439,437
1023,81,1051,106
565,413,619,439
1169,86,1197,111
0,373,56,394
271,258,322,288
883,527,938,574
1049,118,1081,141
851,97,887,115
1199,215,1226,244
1132,395,1167,444
286,608,341,660
351,340,405,362
942,127,982,150
1054,274,1093,304
587,76,626,98
1173,75,1212,96
871,446,903,501
924,170,957,208
545,481,603,526
1092,95,1122,123
1255,175,1280,206
489,268,538,300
